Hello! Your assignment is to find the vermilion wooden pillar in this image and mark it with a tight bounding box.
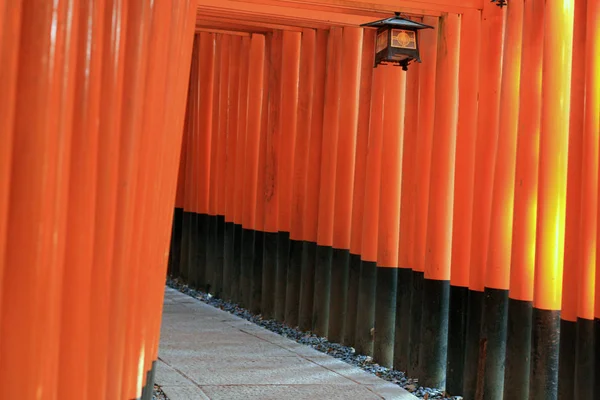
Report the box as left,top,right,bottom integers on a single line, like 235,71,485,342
446,9,480,395
286,29,316,327
462,3,503,397
531,0,574,398
420,12,460,389
409,15,438,377
329,26,362,343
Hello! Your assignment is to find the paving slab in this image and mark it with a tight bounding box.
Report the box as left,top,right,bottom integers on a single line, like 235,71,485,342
156,287,417,400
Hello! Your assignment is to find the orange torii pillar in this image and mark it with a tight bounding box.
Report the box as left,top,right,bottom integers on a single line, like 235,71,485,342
207,34,227,298
313,27,342,337
354,64,385,357
195,33,216,292
298,29,328,331
531,0,574,397
329,26,362,343
286,28,316,327
482,2,523,398
462,2,504,398
345,29,375,347
240,34,266,309
419,12,460,389
558,0,586,396
446,9,480,395
274,30,301,322
211,34,230,299
396,52,419,372
409,15,438,377
251,33,271,314
575,0,599,397
237,36,253,307
373,65,406,369
227,35,245,303
502,1,543,398
261,30,282,320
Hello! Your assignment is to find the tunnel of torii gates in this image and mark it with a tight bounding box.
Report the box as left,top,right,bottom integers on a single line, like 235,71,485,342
0,0,599,399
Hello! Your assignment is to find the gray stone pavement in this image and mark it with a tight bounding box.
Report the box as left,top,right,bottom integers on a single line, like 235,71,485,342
156,287,417,400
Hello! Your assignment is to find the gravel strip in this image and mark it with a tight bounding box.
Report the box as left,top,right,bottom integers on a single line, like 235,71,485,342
166,277,462,400
153,384,169,400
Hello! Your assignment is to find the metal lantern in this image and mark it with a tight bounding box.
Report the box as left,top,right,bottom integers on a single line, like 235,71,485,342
361,13,433,71
491,0,508,7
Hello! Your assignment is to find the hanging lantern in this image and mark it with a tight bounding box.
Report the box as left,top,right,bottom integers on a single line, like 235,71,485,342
491,0,508,7
361,13,433,71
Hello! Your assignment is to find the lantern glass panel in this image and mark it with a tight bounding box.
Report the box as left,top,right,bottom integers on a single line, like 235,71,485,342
390,29,416,50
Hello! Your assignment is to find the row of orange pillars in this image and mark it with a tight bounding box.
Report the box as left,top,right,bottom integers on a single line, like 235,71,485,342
0,0,199,399
169,1,600,399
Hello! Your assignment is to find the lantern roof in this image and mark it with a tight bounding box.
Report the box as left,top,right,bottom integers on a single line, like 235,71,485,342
360,13,434,30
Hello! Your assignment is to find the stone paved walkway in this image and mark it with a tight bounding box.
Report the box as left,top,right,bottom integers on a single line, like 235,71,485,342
156,287,417,400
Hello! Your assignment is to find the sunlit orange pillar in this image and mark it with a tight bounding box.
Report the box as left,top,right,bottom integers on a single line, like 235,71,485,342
261,30,282,320
462,3,504,397
373,65,406,369
274,30,301,322
531,0,574,398
446,9,480,395
207,34,227,298
286,28,316,327
241,33,266,310
298,29,328,331
396,54,420,373
502,2,543,399
481,2,523,399
346,29,374,347
420,12,460,389
558,0,586,397
409,15,438,376
88,2,127,397
329,26,362,343
313,27,342,336
576,0,600,398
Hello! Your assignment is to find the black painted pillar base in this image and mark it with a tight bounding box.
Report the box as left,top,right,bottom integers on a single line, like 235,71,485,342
139,361,156,400
197,214,209,292
250,230,264,314
298,241,317,331
355,260,377,356
574,317,594,399
374,267,397,369
595,318,600,398
446,285,468,396
419,278,450,389
206,215,217,295
240,227,255,308
222,221,235,300
213,216,225,299
503,298,533,400
481,287,509,400
394,268,412,372
557,318,575,399
275,231,290,322
313,244,333,337
231,223,243,304
409,271,424,376
168,208,183,276
462,289,483,400
261,231,278,319
179,211,192,281
187,213,200,288
344,253,361,346
530,308,560,400
285,238,303,327
329,248,350,343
